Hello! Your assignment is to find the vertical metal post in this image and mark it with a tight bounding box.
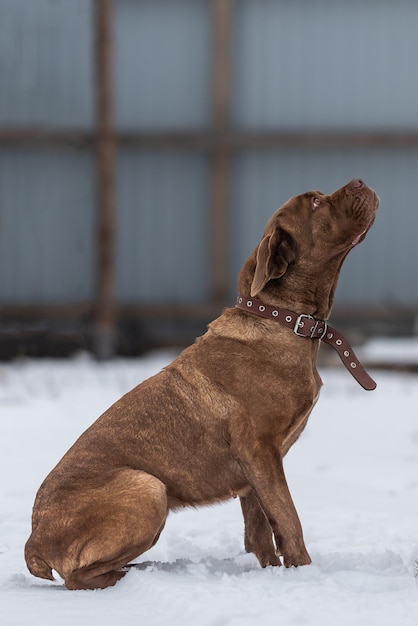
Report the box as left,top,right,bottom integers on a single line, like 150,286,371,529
211,0,233,304
93,0,117,359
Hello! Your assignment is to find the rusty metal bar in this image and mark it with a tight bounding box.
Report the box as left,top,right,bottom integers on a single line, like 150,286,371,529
2,301,417,325
93,0,117,359
210,0,233,304
3,128,418,150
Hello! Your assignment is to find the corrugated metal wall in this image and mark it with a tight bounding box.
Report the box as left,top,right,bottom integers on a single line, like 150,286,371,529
233,0,418,130
113,0,212,303
116,150,210,302
0,0,93,127
1,0,418,352
114,0,210,129
0,149,95,302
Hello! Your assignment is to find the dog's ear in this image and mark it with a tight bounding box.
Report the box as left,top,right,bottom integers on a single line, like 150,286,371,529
250,228,296,297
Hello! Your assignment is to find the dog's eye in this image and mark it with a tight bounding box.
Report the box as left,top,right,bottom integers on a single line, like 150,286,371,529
312,197,322,210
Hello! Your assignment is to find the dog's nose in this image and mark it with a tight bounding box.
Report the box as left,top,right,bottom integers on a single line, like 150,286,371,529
348,178,364,189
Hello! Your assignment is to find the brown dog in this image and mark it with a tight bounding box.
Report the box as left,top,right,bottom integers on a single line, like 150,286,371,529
25,179,378,590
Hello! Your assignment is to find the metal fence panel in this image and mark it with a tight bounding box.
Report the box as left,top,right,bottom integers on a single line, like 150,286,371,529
0,0,93,127
0,0,418,328
0,149,95,302
116,150,210,302
114,0,210,129
233,0,418,129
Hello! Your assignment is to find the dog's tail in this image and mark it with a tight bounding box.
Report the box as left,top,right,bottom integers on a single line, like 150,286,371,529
25,542,55,581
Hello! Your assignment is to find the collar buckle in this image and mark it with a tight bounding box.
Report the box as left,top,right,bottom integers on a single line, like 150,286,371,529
294,314,328,339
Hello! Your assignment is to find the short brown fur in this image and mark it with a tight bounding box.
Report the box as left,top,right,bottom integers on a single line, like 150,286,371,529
25,179,378,589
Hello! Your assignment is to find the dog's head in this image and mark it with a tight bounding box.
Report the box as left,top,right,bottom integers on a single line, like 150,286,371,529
239,179,379,315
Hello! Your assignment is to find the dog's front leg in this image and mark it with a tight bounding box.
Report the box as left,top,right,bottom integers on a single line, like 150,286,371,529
240,489,281,567
238,445,311,568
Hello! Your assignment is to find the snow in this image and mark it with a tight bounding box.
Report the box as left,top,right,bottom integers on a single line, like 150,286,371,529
360,337,418,365
0,347,417,625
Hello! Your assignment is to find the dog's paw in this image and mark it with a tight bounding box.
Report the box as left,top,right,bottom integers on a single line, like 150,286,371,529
282,549,312,568
244,539,281,567
257,551,282,568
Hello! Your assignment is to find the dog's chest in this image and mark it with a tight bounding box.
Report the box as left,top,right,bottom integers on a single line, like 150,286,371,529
280,388,320,455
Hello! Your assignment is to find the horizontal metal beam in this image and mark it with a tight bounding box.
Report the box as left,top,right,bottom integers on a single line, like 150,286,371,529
1,301,417,321
2,128,418,150
0,302,221,321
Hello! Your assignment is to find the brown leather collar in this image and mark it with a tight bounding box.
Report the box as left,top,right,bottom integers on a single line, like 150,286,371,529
235,295,376,391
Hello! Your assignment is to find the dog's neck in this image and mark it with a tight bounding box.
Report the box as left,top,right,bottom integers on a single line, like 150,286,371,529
238,253,348,320
270,261,344,320
238,244,349,319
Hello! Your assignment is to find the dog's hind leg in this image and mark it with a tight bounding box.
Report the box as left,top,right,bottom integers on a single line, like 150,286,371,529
61,469,167,590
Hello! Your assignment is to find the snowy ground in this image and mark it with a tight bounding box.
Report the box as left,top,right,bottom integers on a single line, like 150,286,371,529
0,346,417,625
